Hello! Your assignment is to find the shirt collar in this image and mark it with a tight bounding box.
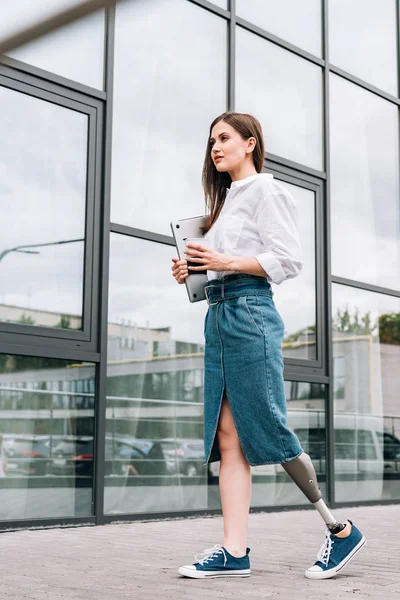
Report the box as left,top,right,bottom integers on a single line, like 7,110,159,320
226,172,273,193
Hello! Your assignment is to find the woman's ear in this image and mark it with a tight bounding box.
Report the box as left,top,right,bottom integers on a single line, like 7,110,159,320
247,137,256,153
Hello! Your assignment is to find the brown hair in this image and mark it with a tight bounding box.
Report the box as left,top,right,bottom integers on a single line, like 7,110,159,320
200,111,265,235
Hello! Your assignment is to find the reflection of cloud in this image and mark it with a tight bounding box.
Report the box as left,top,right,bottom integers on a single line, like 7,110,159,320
111,0,227,235
235,26,323,171
274,183,316,336
1,0,104,89
330,75,400,290
329,0,397,96
109,234,207,344
236,0,322,57
0,86,87,316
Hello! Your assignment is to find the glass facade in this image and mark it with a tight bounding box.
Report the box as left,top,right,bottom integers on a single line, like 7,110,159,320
0,0,399,528
0,86,88,330
0,354,96,520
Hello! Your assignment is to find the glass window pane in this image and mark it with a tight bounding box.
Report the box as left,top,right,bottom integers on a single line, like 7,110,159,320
332,284,400,501
273,181,316,361
330,75,400,291
1,1,104,89
0,86,87,330
236,0,322,57
236,27,323,170
329,0,397,96
111,0,227,234
105,234,208,514
212,0,227,8
0,354,96,520
106,234,326,512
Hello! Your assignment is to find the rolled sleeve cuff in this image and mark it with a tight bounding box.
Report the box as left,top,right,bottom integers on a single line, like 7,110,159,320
255,251,286,285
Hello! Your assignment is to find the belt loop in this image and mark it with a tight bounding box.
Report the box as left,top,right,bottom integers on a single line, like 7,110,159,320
221,282,225,300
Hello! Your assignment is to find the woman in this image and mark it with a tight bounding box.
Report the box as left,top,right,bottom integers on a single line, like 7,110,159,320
171,112,365,580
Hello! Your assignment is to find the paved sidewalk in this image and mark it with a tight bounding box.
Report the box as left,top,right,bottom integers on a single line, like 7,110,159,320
0,504,399,599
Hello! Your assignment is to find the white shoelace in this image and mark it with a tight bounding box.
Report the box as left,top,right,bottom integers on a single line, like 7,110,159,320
195,543,228,566
316,529,335,566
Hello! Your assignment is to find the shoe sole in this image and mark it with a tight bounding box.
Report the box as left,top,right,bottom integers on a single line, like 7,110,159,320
304,536,366,580
178,566,251,578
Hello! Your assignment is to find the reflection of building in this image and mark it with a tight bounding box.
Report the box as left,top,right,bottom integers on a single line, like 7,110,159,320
0,1,399,528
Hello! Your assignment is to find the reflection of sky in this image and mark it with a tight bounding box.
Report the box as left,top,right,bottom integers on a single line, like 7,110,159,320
1,2,104,89
108,234,208,344
111,0,227,235
0,87,86,315
235,27,323,171
329,0,397,96
211,0,227,8
330,75,400,291
275,182,315,338
236,0,322,57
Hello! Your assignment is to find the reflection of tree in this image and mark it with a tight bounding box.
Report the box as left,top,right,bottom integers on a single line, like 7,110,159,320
17,313,35,326
333,306,400,345
379,313,400,345
55,315,72,329
284,325,315,344
284,307,400,347
333,305,376,336
7,355,68,373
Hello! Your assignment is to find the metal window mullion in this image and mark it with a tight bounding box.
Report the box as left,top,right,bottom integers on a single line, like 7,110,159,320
93,2,115,526
323,0,335,508
228,0,235,110
397,0,400,99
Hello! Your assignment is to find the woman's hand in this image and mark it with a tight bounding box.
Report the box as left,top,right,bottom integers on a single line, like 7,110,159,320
171,257,189,284
171,244,234,284
184,243,233,272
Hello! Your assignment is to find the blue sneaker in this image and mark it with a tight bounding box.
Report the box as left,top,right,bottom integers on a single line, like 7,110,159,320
178,543,251,578
305,520,366,579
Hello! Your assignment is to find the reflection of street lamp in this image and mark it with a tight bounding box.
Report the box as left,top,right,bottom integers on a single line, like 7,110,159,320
0,239,84,264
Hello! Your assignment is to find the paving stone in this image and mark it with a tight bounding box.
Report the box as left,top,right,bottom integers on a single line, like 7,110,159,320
0,504,399,599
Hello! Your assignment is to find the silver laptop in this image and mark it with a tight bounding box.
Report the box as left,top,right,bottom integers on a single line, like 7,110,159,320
170,215,208,303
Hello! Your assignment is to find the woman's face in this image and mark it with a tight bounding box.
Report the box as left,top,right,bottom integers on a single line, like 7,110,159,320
209,120,255,174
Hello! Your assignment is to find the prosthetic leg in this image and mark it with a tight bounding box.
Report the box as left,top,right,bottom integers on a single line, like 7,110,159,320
281,452,346,534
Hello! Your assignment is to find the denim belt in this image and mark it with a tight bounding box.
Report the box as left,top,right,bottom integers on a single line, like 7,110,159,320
204,274,272,306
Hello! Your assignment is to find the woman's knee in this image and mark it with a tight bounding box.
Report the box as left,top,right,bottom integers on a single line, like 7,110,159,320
217,394,241,453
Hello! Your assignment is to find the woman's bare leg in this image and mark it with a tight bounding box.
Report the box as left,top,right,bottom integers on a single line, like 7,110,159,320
217,392,252,557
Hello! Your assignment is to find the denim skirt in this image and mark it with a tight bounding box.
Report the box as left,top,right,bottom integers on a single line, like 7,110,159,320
202,273,303,467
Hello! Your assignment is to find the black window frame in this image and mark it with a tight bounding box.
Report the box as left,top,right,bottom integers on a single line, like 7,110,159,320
0,66,103,357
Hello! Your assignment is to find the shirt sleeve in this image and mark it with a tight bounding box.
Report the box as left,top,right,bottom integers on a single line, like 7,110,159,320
254,183,303,285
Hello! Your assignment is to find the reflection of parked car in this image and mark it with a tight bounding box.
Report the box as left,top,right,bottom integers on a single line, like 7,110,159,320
376,431,400,472
159,438,205,477
51,436,119,478
118,438,169,476
208,412,400,480
3,435,51,476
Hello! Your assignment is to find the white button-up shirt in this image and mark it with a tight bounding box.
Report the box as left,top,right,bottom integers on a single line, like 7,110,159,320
205,172,303,285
